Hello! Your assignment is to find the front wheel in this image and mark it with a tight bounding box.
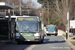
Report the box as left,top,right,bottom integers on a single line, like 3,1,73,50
35,41,41,44
41,39,43,43
41,36,44,43
17,41,21,44
37,39,42,44
55,33,57,36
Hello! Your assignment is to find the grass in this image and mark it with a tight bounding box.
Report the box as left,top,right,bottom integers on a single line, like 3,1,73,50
0,34,8,37
70,41,75,45
63,34,73,37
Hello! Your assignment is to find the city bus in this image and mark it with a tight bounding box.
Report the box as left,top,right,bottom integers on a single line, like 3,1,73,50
15,16,44,44
46,25,58,36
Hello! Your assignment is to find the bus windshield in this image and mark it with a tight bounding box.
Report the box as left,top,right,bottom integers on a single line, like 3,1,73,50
46,25,56,32
17,21,38,32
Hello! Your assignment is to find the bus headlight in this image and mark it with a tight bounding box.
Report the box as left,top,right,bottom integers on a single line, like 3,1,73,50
16,33,20,36
34,33,40,36
53,31,56,33
46,31,49,33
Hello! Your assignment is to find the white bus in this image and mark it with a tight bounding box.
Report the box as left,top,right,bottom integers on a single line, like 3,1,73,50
14,16,45,44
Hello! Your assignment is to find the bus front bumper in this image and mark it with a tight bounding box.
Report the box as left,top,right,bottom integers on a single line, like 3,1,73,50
15,36,41,42
46,33,57,35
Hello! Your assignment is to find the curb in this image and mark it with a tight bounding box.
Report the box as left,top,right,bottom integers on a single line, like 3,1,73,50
62,36,75,50
0,40,11,47
0,42,6,47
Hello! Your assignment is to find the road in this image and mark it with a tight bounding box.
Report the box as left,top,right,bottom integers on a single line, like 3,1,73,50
0,41,30,50
0,36,71,50
32,36,71,50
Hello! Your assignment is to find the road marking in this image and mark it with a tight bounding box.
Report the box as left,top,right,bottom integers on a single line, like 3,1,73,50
24,45,36,50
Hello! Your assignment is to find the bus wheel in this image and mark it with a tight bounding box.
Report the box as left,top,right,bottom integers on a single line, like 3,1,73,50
36,40,41,44
41,40,43,43
55,34,57,36
41,36,44,43
38,41,41,44
17,41,20,44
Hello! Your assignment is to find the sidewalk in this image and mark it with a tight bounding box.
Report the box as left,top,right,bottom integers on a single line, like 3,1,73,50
0,40,11,47
62,36,75,50
59,30,75,50
58,30,65,36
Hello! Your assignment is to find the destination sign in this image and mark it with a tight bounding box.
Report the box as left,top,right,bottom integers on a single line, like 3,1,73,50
17,17,39,21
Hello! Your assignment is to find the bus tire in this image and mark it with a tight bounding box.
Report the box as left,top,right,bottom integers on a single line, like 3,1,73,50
17,41,20,44
55,33,57,36
36,40,41,44
41,36,44,43
41,40,43,43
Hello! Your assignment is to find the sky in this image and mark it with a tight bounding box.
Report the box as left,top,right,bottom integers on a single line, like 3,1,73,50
32,0,42,8
23,0,42,8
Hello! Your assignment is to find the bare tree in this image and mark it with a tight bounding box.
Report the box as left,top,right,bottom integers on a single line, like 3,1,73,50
53,0,74,26
22,0,36,8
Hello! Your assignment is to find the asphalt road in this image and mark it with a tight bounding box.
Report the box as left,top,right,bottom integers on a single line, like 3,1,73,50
0,36,71,50
0,41,31,50
32,36,71,50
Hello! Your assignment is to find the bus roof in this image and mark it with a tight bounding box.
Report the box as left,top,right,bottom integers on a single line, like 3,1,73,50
6,16,43,22
6,16,38,18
